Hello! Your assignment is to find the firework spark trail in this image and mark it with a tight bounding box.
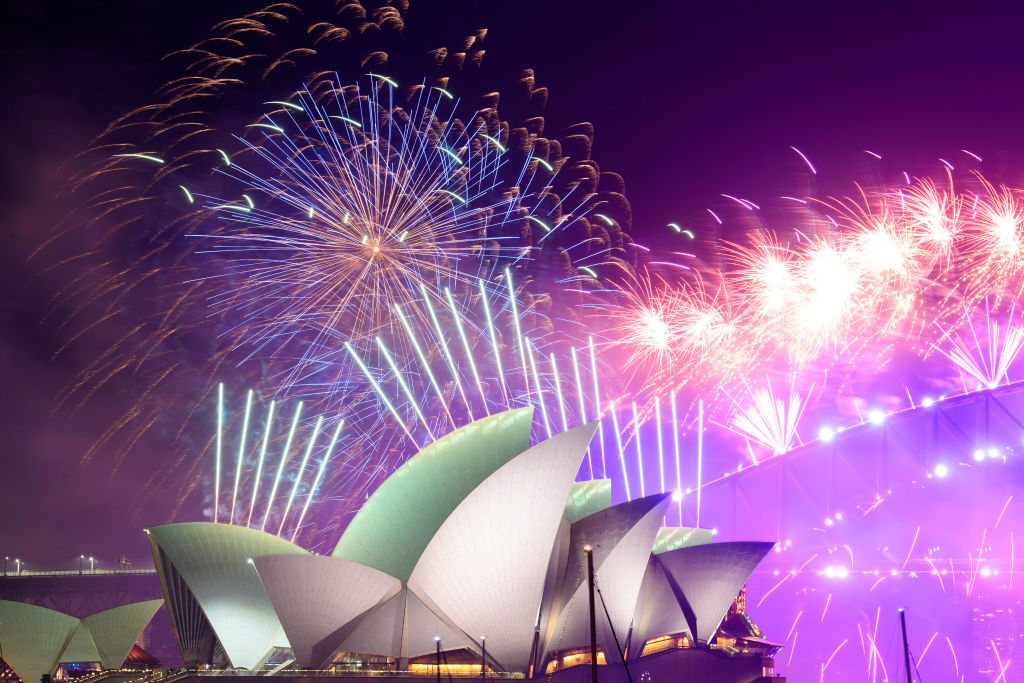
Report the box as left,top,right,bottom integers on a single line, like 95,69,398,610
214,382,224,523
902,525,921,571
570,346,594,479
479,280,508,406
934,302,1024,388
696,399,704,528
527,338,553,438
260,401,303,532
819,638,847,683
277,415,324,535
671,390,682,524
757,553,819,608
421,284,474,420
610,401,630,500
917,631,938,668
230,389,254,522
507,269,533,402
655,396,665,494
208,388,356,539
446,287,489,413
393,302,456,431
995,495,1014,529
290,419,344,543
924,556,946,593
724,378,806,456
629,401,646,497
785,609,803,641
866,607,887,683
946,635,960,677
247,400,275,527
992,640,1010,683
376,337,435,441
589,336,607,478
551,354,570,433
968,528,989,597
344,342,418,448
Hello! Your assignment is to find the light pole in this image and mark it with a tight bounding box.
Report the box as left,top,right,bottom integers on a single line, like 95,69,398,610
899,609,912,683
584,545,598,683
434,637,441,683
480,637,486,682
89,556,95,572
15,559,21,574
79,555,84,574
3,557,7,576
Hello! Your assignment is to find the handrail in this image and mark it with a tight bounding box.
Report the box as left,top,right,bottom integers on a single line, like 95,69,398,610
0,569,157,578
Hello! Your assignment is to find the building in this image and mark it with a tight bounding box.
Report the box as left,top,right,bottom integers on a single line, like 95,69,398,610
0,599,163,683
146,407,782,680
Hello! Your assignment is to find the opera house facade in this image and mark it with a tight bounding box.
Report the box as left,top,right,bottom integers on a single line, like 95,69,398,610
145,407,782,680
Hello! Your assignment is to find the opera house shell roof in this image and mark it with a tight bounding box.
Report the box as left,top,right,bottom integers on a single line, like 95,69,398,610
0,599,163,683
145,407,777,674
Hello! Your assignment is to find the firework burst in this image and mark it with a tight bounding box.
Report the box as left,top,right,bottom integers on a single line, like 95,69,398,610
725,378,807,458
190,77,551,385
48,1,638,527
602,173,1024,439
933,301,1024,390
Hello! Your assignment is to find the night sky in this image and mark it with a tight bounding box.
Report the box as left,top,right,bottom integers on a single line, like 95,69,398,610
4,0,1024,569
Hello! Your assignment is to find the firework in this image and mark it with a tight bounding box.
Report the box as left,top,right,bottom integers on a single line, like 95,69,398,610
48,1,638,532
724,378,806,457
601,173,1024,446
38,6,1024,680
191,79,545,377
933,301,1024,390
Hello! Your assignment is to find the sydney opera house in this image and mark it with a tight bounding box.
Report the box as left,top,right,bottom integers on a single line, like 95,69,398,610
1,408,781,682
0,599,164,683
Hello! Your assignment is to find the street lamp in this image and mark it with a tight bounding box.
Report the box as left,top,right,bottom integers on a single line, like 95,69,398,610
89,556,95,572
15,558,21,574
584,545,598,683
434,637,441,683
480,636,486,682
79,555,85,573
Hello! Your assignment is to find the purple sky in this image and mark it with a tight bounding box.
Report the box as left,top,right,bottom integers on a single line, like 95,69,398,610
3,0,1024,570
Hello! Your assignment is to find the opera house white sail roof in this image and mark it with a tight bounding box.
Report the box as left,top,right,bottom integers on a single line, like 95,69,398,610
0,599,162,683
140,408,777,674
